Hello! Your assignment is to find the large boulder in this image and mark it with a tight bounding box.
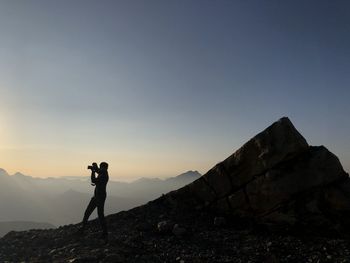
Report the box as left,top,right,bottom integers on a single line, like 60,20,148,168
203,117,309,199
165,117,350,228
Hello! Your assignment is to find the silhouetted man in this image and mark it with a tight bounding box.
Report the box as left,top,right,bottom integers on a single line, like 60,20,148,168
80,162,109,239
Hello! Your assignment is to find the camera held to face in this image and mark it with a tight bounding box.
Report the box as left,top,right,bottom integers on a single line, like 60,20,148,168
87,162,99,172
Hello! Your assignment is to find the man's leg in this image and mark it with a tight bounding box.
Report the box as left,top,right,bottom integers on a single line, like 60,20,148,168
82,197,97,229
97,196,107,236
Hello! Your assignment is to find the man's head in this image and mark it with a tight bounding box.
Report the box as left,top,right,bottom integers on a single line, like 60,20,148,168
99,162,109,172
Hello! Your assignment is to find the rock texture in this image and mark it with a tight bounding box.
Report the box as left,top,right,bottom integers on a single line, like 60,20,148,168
1,117,350,262
165,117,350,229
3,207,350,263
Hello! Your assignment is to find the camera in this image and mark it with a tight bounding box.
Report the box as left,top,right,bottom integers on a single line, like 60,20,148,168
87,162,98,171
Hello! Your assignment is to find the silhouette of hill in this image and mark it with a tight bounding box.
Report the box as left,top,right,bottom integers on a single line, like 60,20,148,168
0,221,54,237
2,117,350,262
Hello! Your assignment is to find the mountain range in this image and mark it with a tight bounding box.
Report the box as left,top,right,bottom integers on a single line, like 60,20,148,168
0,169,201,228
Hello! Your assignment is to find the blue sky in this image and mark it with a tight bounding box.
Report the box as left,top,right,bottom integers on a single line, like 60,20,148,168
0,0,349,180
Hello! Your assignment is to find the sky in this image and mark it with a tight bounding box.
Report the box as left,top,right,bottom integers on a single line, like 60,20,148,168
0,0,349,181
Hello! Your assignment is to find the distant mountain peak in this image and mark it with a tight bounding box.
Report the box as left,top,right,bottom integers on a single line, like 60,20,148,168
174,170,201,180
13,172,29,178
0,168,9,176
178,170,201,176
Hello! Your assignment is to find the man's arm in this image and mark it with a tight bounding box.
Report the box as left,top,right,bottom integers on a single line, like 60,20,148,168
90,162,99,185
91,170,97,184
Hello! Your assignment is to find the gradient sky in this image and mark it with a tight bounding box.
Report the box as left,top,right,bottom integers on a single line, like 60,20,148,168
0,0,349,180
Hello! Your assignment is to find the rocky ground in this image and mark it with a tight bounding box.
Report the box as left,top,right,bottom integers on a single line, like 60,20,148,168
2,198,350,263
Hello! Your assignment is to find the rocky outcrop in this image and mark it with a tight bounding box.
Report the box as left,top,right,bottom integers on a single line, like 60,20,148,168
2,117,350,263
165,117,350,228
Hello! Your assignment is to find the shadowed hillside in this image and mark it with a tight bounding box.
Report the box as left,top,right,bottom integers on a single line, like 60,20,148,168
2,117,350,262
